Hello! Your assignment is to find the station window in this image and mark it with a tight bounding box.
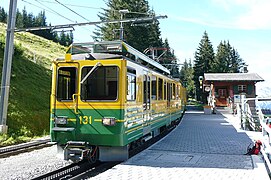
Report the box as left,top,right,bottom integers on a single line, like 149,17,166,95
57,67,76,101
81,66,118,101
151,75,157,100
238,85,247,93
127,69,136,101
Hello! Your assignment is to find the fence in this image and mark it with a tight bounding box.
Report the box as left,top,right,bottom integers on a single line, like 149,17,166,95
239,97,271,173
257,108,271,172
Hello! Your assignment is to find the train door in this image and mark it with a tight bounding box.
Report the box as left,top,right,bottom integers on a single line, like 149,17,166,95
54,63,79,110
143,72,151,134
51,62,79,136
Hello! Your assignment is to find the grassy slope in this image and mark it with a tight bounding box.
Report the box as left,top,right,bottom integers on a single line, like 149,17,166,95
0,23,66,137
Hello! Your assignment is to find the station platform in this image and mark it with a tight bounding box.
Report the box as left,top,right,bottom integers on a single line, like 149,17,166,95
92,108,270,180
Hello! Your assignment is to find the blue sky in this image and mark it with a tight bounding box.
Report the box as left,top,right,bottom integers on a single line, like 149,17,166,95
2,0,271,91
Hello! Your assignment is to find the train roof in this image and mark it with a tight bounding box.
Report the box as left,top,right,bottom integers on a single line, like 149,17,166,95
65,40,170,75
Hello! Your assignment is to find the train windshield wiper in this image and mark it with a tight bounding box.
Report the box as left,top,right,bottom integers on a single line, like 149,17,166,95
80,62,102,84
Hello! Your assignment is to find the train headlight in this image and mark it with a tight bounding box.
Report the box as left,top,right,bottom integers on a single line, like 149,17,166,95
55,117,68,125
102,117,116,126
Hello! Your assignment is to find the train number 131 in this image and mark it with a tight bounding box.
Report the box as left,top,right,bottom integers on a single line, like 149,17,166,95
79,116,92,124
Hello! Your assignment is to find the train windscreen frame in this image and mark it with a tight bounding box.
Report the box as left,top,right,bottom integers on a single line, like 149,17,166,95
81,66,119,101
56,67,77,101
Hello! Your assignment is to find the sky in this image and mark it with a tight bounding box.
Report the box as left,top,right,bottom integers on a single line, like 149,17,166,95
1,0,271,93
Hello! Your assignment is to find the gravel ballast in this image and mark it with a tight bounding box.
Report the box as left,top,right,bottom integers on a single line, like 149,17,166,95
0,145,72,180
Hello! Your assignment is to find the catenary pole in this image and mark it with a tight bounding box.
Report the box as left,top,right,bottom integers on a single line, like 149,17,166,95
0,0,17,133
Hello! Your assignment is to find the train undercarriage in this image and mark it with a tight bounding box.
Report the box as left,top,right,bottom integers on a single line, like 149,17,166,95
57,119,181,163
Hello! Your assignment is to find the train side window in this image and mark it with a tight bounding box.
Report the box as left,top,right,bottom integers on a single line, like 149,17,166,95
172,83,176,100
169,83,172,100
151,75,157,100
164,81,167,100
143,74,150,109
167,83,171,107
56,67,76,101
81,66,118,101
158,78,163,100
177,85,180,99
127,68,136,101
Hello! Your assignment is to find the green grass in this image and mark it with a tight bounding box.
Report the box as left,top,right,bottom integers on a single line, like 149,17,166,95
0,23,66,146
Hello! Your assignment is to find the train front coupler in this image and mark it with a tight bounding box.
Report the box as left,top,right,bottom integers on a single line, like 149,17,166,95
63,141,92,162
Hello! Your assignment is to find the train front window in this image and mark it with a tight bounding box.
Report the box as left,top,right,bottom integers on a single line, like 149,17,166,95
57,67,76,101
81,66,118,101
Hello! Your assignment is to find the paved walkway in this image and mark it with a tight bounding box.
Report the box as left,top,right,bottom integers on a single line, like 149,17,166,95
92,109,270,180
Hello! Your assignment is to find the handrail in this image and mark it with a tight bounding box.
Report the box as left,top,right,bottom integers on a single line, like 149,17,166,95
239,103,254,130
72,94,79,114
258,107,271,173
236,98,271,172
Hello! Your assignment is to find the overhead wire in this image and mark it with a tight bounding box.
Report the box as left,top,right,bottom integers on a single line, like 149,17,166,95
21,0,58,15
20,0,159,42
20,0,82,41
38,0,102,10
39,0,153,18
53,0,97,40
54,0,90,22
33,0,75,23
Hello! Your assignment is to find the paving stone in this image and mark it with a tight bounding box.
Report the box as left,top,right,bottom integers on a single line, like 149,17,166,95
91,110,269,180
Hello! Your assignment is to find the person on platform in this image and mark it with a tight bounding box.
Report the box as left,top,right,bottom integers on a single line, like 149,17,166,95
245,140,262,155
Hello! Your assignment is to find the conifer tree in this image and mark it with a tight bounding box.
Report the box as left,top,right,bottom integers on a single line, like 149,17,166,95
0,7,7,23
213,41,228,72
159,38,179,77
229,47,244,72
95,0,163,52
0,6,72,46
193,31,215,101
213,40,245,73
15,10,23,28
180,59,195,98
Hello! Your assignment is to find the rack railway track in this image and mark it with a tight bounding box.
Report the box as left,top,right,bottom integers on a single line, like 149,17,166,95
0,137,51,158
31,123,178,180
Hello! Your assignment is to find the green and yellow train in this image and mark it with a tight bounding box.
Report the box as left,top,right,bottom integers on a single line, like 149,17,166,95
50,40,186,162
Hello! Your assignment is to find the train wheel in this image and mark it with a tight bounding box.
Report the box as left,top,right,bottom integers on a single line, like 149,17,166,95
88,146,98,164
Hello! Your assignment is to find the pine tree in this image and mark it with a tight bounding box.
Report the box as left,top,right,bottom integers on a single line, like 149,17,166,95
32,11,47,38
1,6,72,46
16,10,24,28
65,32,73,46
0,7,7,23
213,40,245,73
193,31,215,101
159,38,179,77
59,31,67,46
229,45,245,73
95,0,163,52
213,41,228,72
22,7,28,28
180,59,195,98
34,11,46,27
